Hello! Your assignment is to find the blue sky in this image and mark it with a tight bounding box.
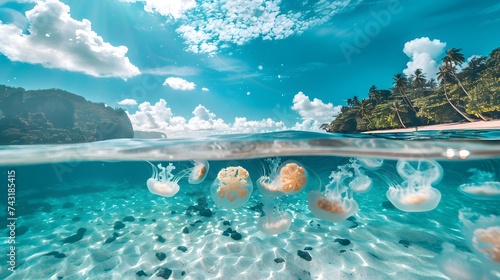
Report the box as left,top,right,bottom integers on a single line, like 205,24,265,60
0,0,499,137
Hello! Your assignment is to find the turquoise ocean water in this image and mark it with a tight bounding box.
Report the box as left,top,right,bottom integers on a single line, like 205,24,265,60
0,131,499,279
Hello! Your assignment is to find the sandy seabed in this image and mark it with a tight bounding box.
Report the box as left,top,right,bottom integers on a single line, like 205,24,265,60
0,178,482,280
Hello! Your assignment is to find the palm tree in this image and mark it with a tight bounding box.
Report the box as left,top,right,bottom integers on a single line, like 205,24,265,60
352,96,360,106
442,48,490,121
368,85,380,105
442,48,465,67
320,123,333,132
361,99,375,129
393,73,417,112
354,99,375,130
426,78,438,88
391,100,407,128
346,98,354,107
412,69,427,89
437,66,475,122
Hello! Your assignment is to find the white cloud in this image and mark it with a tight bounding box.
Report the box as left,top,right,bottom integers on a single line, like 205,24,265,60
402,37,446,80
171,0,353,55
163,77,196,90
291,91,341,131
127,99,187,132
119,0,196,19
202,87,209,92
0,0,140,79
118,99,138,106
127,99,286,138
232,117,285,133
186,105,229,131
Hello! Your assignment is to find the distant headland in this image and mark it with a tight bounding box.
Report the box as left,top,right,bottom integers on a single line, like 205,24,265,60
0,85,133,145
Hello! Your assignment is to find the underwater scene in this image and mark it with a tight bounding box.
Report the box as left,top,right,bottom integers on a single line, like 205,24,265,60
1,0,500,279
1,131,499,279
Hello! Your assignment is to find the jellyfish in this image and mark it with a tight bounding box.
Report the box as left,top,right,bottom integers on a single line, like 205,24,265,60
436,209,500,279
147,162,189,197
435,242,486,280
256,157,284,197
307,166,358,223
396,159,443,185
188,160,210,184
358,158,384,170
386,181,441,212
386,159,443,212
257,158,308,197
257,196,292,235
277,161,308,195
348,159,372,193
459,168,500,200
210,166,253,209
459,208,500,270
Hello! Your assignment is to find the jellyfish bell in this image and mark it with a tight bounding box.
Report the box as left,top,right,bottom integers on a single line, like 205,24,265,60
210,166,253,209
459,182,500,200
358,158,384,170
257,212,292,235
256,176,284,197
276,160,308,195
256,157,285,197
257,196,292,235
348,159,372,193
458,168,500,200
396,159,443,185
349,173,372,193
147,163,188,197
188,160,210,184
307,191,358,223
435,242,485,280
386,181,441,212
307,167,358,223
474,226,500,263
459,208,500,271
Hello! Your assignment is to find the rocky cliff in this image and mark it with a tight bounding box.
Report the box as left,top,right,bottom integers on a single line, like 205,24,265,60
0,85,133,144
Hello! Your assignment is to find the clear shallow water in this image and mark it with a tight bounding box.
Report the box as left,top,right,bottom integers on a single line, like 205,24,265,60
0,131,499,279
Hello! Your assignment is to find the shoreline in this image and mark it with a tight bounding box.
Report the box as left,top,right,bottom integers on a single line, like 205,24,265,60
364,119,500,134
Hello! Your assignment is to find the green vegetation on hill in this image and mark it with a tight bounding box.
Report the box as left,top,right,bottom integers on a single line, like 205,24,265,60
0,85,133,144
321,47,500,133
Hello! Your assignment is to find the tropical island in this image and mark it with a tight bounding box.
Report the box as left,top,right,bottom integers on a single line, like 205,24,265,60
0,85,133,145
321,47,500,133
